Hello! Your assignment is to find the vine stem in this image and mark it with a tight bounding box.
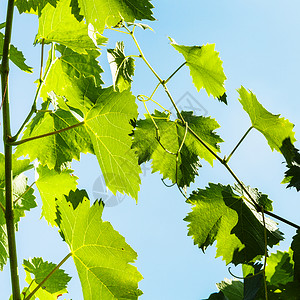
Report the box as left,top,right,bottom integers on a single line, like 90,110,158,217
10,121,85,146
24,252,72,300
1,0,21,299
129,32,300,230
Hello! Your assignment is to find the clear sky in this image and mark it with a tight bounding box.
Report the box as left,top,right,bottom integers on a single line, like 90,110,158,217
0,0,300,299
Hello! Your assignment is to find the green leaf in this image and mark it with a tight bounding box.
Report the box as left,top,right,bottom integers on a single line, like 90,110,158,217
132,110,222,188
216,279,243,300
36,164,78,226
0,153,32,184
280,138,300,191
0,224,8,271
15,106,94,171
58,191,143,299
41,44,104,113
291,230,300,283
85,87,141,199
23,257,71,294
14,0,58,15
77,0,154,33
185,183,283,265
36,0,104,54
233,184,273,211
107,41,135,92
237,86,296,153
170,39,226,99
0,33,33,73
265,249,294,286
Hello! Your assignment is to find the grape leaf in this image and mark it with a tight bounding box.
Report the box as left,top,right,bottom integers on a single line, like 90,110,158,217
237,86,296,153
216,279,243,300
107,41,135,92
132,110,222,188
0,174,36,227
57,191,143,299
36,164,78,226
291,230,300,283
77,0,154,33
15,105,94,171
84,87,141,199
35,0,104,54
23,257,71,294
170,39,226,99
265,249,294,286
185,183,283,265
0,33,33,73
0,153,32,184
41,44,104,113
280,138,300,191
14,0,57,15
233,184,273,211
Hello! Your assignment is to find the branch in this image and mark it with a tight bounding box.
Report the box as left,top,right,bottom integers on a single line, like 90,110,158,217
1,0,22,299
24,253,72,300
10,121,85,146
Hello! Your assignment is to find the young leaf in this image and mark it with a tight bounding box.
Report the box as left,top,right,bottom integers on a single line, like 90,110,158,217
185,183,283,265
41,44,104,113
14,0,58,15
132,110,222,188
36,165,78,226
84,87,141,199
265,249,294,286
23,257,71,294
237,86,296,153
0,33,33,73
291,230,300,283
57,191,143,299
77,0,155,33
15,106,94,171
107,41,135,92
35,0,105,54
170,39,226,100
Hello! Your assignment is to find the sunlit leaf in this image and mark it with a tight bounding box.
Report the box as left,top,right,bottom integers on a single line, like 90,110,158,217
170,39,226,100
132,110,222,188
107,41,135,92
23,257,71,294
36,164,78,226
185,183,283,265
237,86,296,153
77,0,154,33
58,191,143,299
85,87,141,199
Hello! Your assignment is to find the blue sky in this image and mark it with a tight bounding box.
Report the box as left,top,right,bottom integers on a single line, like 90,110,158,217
0,0,300,299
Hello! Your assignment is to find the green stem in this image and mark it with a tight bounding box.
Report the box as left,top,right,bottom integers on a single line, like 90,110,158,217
24,253,72,300
10,121,85,146
165,62,187,84
1,0,21,299
225,126,253,163
130,31,163,83
11,42,55,142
